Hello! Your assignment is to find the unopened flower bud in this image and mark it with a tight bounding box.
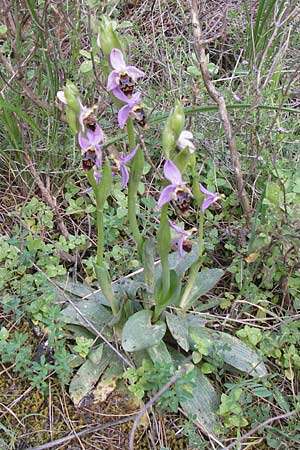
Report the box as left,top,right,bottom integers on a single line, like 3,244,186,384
63,81,80,114
98,15,122,57
170,100,185,136
162,100,185,159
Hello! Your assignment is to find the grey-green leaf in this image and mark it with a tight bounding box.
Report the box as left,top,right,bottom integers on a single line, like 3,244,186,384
180,269,224,309
180,367,220,434
166,312,190,352
170,349,220,434
54,277,110,306
189,326,267,378
69,345,124,407
69,344,104,406
121,310,166,352
147,341,174,367
61,299,113,339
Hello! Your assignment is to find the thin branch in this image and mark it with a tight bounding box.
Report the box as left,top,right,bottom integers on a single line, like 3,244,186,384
24,416,135,450
223,409,298,450
24,153,69,238
0,53,50,110
190,0,251,224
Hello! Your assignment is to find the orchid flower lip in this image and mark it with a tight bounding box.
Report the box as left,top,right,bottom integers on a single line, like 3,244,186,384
107,49,144,92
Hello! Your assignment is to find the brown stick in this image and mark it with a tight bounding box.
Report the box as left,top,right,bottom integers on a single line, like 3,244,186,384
190,0,251,224
24,153,69,238
0,53,50,111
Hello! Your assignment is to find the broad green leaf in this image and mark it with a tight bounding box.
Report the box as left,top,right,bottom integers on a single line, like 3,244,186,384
170,350,220,434
121,310,166,352
69,344,104,406
189,326,267,378
80,60,93,73
180,368,220,433
147,341,174,366
141,239,155,291
69,345,123,407
154,270,181,319
180,269,224,309
166,312,190,352
166,246,199,277
61,299,113,339
54,277,110,306
264,181,282,207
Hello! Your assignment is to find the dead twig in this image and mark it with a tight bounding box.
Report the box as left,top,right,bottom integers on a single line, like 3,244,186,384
24,416,134,450
190,0,251,224
0,53,50,110
24,153,69,238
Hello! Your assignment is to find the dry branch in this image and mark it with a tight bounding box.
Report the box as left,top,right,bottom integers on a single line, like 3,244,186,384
190,0,251,224
24,153,69,238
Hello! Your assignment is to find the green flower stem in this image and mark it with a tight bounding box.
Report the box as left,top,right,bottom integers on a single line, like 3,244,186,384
126,119,143,254
87,170,118,316
198,209,204,258
87,170,104,265
157,205,171,297
126,118,136,149
179,175,205,309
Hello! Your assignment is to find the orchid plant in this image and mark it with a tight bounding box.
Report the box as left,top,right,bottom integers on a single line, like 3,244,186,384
59,16,267,429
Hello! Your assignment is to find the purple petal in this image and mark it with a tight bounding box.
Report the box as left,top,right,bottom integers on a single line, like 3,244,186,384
128,91,142,107
126,66,145,81
199,183,214,196
120,165,129,189
107,70,120,91
95,145,102,168
78,125,103,149
157,184,177,208
94,172,101,184
112,87,130,103
121,144,139,164
202,197,216,212
110,48,126,71
78,132,90,149
89,125,103,145
163,160,184,185
168,220,189,236
177,236,185,258
118,104,130,129
81,186,93,194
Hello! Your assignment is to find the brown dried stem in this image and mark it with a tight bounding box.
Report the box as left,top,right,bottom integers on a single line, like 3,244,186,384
24,153,69,238
190,0,251,224
0,53,50,110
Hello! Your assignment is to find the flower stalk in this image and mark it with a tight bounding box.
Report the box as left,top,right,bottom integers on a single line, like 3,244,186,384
157,205,171,297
